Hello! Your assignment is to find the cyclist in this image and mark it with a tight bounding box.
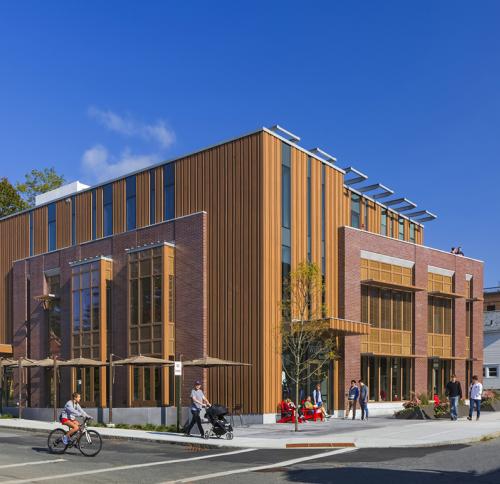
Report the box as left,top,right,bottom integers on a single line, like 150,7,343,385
60,392,92,445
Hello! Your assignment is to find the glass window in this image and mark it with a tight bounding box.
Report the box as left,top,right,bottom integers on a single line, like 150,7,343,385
129,247,169,358
91,190,97,240
409,223,415,243
428,296,453,334
150,170,156,225
103,184,113,237
46,274,61,356
398,217,405,240
489,367,498,377
381,210,387,236
350,193,360,228
164,164,175,220
126,176,136,231
48,203,56,251
281,142,292,316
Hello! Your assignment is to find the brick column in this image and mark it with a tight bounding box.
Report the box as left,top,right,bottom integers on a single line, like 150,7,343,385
413,248,428,397
453,261,466,383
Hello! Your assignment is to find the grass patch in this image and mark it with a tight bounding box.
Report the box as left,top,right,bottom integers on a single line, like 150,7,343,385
0,413,14,419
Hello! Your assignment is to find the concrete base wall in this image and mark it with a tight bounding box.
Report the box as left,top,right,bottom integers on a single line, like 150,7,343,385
3,407,281,427
334,402,404,418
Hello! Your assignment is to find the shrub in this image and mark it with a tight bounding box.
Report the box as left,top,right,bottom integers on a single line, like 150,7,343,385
417,393,430,405
395,408,416,418
434,402,449,416
0,413,13,419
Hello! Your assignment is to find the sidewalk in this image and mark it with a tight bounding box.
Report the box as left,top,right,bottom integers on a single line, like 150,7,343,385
1,413,500,449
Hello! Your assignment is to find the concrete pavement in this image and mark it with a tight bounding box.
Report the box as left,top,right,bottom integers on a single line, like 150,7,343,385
1,412,500,449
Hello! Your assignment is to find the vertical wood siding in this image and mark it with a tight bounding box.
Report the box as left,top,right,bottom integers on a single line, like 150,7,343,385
0,212,30,344
75,191,92,244
261,133,282,414
175,133,262,414
136,172,150,228
112,179,126,234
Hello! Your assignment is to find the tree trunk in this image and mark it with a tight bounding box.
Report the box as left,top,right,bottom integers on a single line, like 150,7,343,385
295,378,299,432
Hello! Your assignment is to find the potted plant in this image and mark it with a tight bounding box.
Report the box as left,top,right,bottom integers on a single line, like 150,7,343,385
394,392,430,419
481,390,500,411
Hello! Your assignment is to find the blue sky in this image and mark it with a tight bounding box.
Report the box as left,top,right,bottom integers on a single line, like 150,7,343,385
0,1,499,285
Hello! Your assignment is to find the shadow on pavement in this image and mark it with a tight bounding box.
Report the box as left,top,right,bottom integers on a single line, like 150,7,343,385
285,466,500,484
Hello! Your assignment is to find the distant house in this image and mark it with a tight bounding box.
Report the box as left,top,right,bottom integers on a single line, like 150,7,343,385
484,287,500,389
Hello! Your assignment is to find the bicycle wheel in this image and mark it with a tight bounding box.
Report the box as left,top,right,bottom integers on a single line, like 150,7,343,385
47,429,68,454
78,430,102,457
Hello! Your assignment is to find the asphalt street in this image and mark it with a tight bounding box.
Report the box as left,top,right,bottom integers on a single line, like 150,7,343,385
1,428,500,483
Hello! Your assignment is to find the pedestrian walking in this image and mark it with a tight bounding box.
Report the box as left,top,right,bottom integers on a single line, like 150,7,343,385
445,374,462,421
344,380,359,420
358,379,369,421
467,375,483,421
185,380,211,437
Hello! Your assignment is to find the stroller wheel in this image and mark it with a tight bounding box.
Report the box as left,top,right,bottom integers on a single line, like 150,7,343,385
225,431,234,440
203,430,210,440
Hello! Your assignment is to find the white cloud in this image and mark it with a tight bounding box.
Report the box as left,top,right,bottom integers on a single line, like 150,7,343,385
87,106,175,149
81,144,160,183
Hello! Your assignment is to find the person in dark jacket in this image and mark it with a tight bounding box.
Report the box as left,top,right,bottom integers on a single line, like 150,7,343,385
358,379,369,421
445,374,463,421
344,380,359,420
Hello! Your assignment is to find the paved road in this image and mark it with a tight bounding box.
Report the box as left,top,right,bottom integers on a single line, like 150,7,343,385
1,428,500,483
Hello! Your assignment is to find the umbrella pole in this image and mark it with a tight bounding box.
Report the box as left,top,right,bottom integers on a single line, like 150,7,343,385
53,357,57,422
108,355,114,425
18,358,22,420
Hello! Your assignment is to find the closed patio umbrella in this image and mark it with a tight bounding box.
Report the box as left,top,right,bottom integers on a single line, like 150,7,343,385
183,356,251,368
58,357,108,367
112,355,174,366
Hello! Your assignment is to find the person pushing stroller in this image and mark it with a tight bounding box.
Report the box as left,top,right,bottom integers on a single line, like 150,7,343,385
185,380,211,437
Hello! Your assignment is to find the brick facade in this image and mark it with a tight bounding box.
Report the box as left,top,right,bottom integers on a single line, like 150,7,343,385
339,226,483,402
11,212,207,408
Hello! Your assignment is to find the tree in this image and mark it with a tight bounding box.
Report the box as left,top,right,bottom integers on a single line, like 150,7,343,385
0,177,28,218
16,168,65,208
281,261,338,431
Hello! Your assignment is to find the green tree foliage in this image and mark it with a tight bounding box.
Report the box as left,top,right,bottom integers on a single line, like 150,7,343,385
16,168,65,208
281,261,337,431
0,177,28,218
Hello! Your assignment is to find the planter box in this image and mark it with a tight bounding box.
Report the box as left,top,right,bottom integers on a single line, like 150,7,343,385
481,400,500,412
394,407,429,420
420,404,435,419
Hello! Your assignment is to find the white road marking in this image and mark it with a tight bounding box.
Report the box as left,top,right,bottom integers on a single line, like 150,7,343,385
0,448,257,484
0,459,66,469
161,447,357,483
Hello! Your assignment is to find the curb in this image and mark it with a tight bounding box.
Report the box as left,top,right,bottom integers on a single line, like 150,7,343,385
0,424,236,450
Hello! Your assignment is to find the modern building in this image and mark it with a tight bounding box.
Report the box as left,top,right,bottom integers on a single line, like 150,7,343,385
0,125,484,420
483,287,500,389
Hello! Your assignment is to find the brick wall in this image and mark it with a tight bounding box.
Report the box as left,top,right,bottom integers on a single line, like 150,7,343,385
11,212,207,408
340,226,484,402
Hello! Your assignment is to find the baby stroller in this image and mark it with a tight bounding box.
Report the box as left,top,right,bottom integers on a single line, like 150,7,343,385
203,405,234,440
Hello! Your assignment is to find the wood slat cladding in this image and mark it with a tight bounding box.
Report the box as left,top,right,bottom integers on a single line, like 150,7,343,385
0,212,29,344
95,188,103,239
136,171,150,228
325,167,345,319
113,179,126,234
33,206,48,255
75,191,92,244
154,166,163,223
261,132,282,414
56,199,71,249
175,133,262,414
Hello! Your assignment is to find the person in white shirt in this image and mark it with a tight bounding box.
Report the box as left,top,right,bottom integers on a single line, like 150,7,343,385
467,375,483,421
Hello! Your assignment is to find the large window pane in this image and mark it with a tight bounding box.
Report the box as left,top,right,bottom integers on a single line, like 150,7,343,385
81,288,91,331
126,176,136,231
351,194,360,229
164,164,175,220
103,184,113,236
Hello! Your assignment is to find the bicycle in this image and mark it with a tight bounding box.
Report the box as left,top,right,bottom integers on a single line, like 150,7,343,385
47,417,102,457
